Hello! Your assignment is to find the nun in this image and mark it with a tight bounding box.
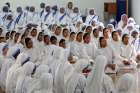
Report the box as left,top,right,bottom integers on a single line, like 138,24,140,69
70,32,89,60
6,53,30,93
120,34,137,68
15,62,35,93
85,55,114,93
96,37,117,73
25,65,50,93
117,14,128,31
66,59,88,93
23,37,39,63
0,46,20,91
56,7,70,26
85,8,99,26
83,33,97,60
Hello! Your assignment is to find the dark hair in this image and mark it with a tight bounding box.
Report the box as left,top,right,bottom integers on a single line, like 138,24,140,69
15,33,20,37
70,32,76,36
25,37,31,46
76,32,83,37
44,34,50,39
83,33,90,40
59,39,65,44
111,31,117,38
103,28,108,35
99,37,105,44
10,31,16,36
6,32,10,37
122,34,129,42
93,28,98,34
50,36,57,43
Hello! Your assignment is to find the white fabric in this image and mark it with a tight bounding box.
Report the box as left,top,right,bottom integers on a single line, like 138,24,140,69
116,73,136,93
34,73,53,93
15,62,35,93
85,55,107,93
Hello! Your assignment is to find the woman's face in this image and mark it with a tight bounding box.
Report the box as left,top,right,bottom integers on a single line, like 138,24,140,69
123,35,129,45
70,34,75,41
27,39,33,49
100,38,107,48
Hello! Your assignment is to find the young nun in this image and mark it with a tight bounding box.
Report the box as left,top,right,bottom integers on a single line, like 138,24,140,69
115,73,136,93
103,28,111,45
41,34,51,64
7,30,16,46
54,26,63,41
6,53,30,93
92,28,99,47
96,37,117,73
83,33,97,60
0,46,20,91
119,34,137,69
66,59,88,93
71,32,89,60
85,55,114,93
23,37,39,63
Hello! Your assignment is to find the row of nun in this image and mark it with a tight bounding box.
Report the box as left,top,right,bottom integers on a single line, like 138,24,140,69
0,1,140,93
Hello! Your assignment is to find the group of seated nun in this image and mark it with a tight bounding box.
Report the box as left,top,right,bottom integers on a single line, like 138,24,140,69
0,1,140,93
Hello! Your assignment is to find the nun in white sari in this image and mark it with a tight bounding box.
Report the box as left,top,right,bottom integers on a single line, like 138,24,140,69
85,55,115,93
0,46,20,91
66,59,88,93
115,73,136,93
54,60,74,93
25,65,49,93
6,53,30,93
15,62,35,93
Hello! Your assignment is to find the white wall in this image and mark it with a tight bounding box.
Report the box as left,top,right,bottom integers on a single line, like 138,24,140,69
0,0,116,21
132,0,140,25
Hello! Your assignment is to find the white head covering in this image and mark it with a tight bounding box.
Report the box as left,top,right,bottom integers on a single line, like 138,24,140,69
66,59,88,93
15,62,35,93
36,73,53,93
34,65,49,79
74,59,89,73
128,17,136,25
116,73,136,93
85,55,107,93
